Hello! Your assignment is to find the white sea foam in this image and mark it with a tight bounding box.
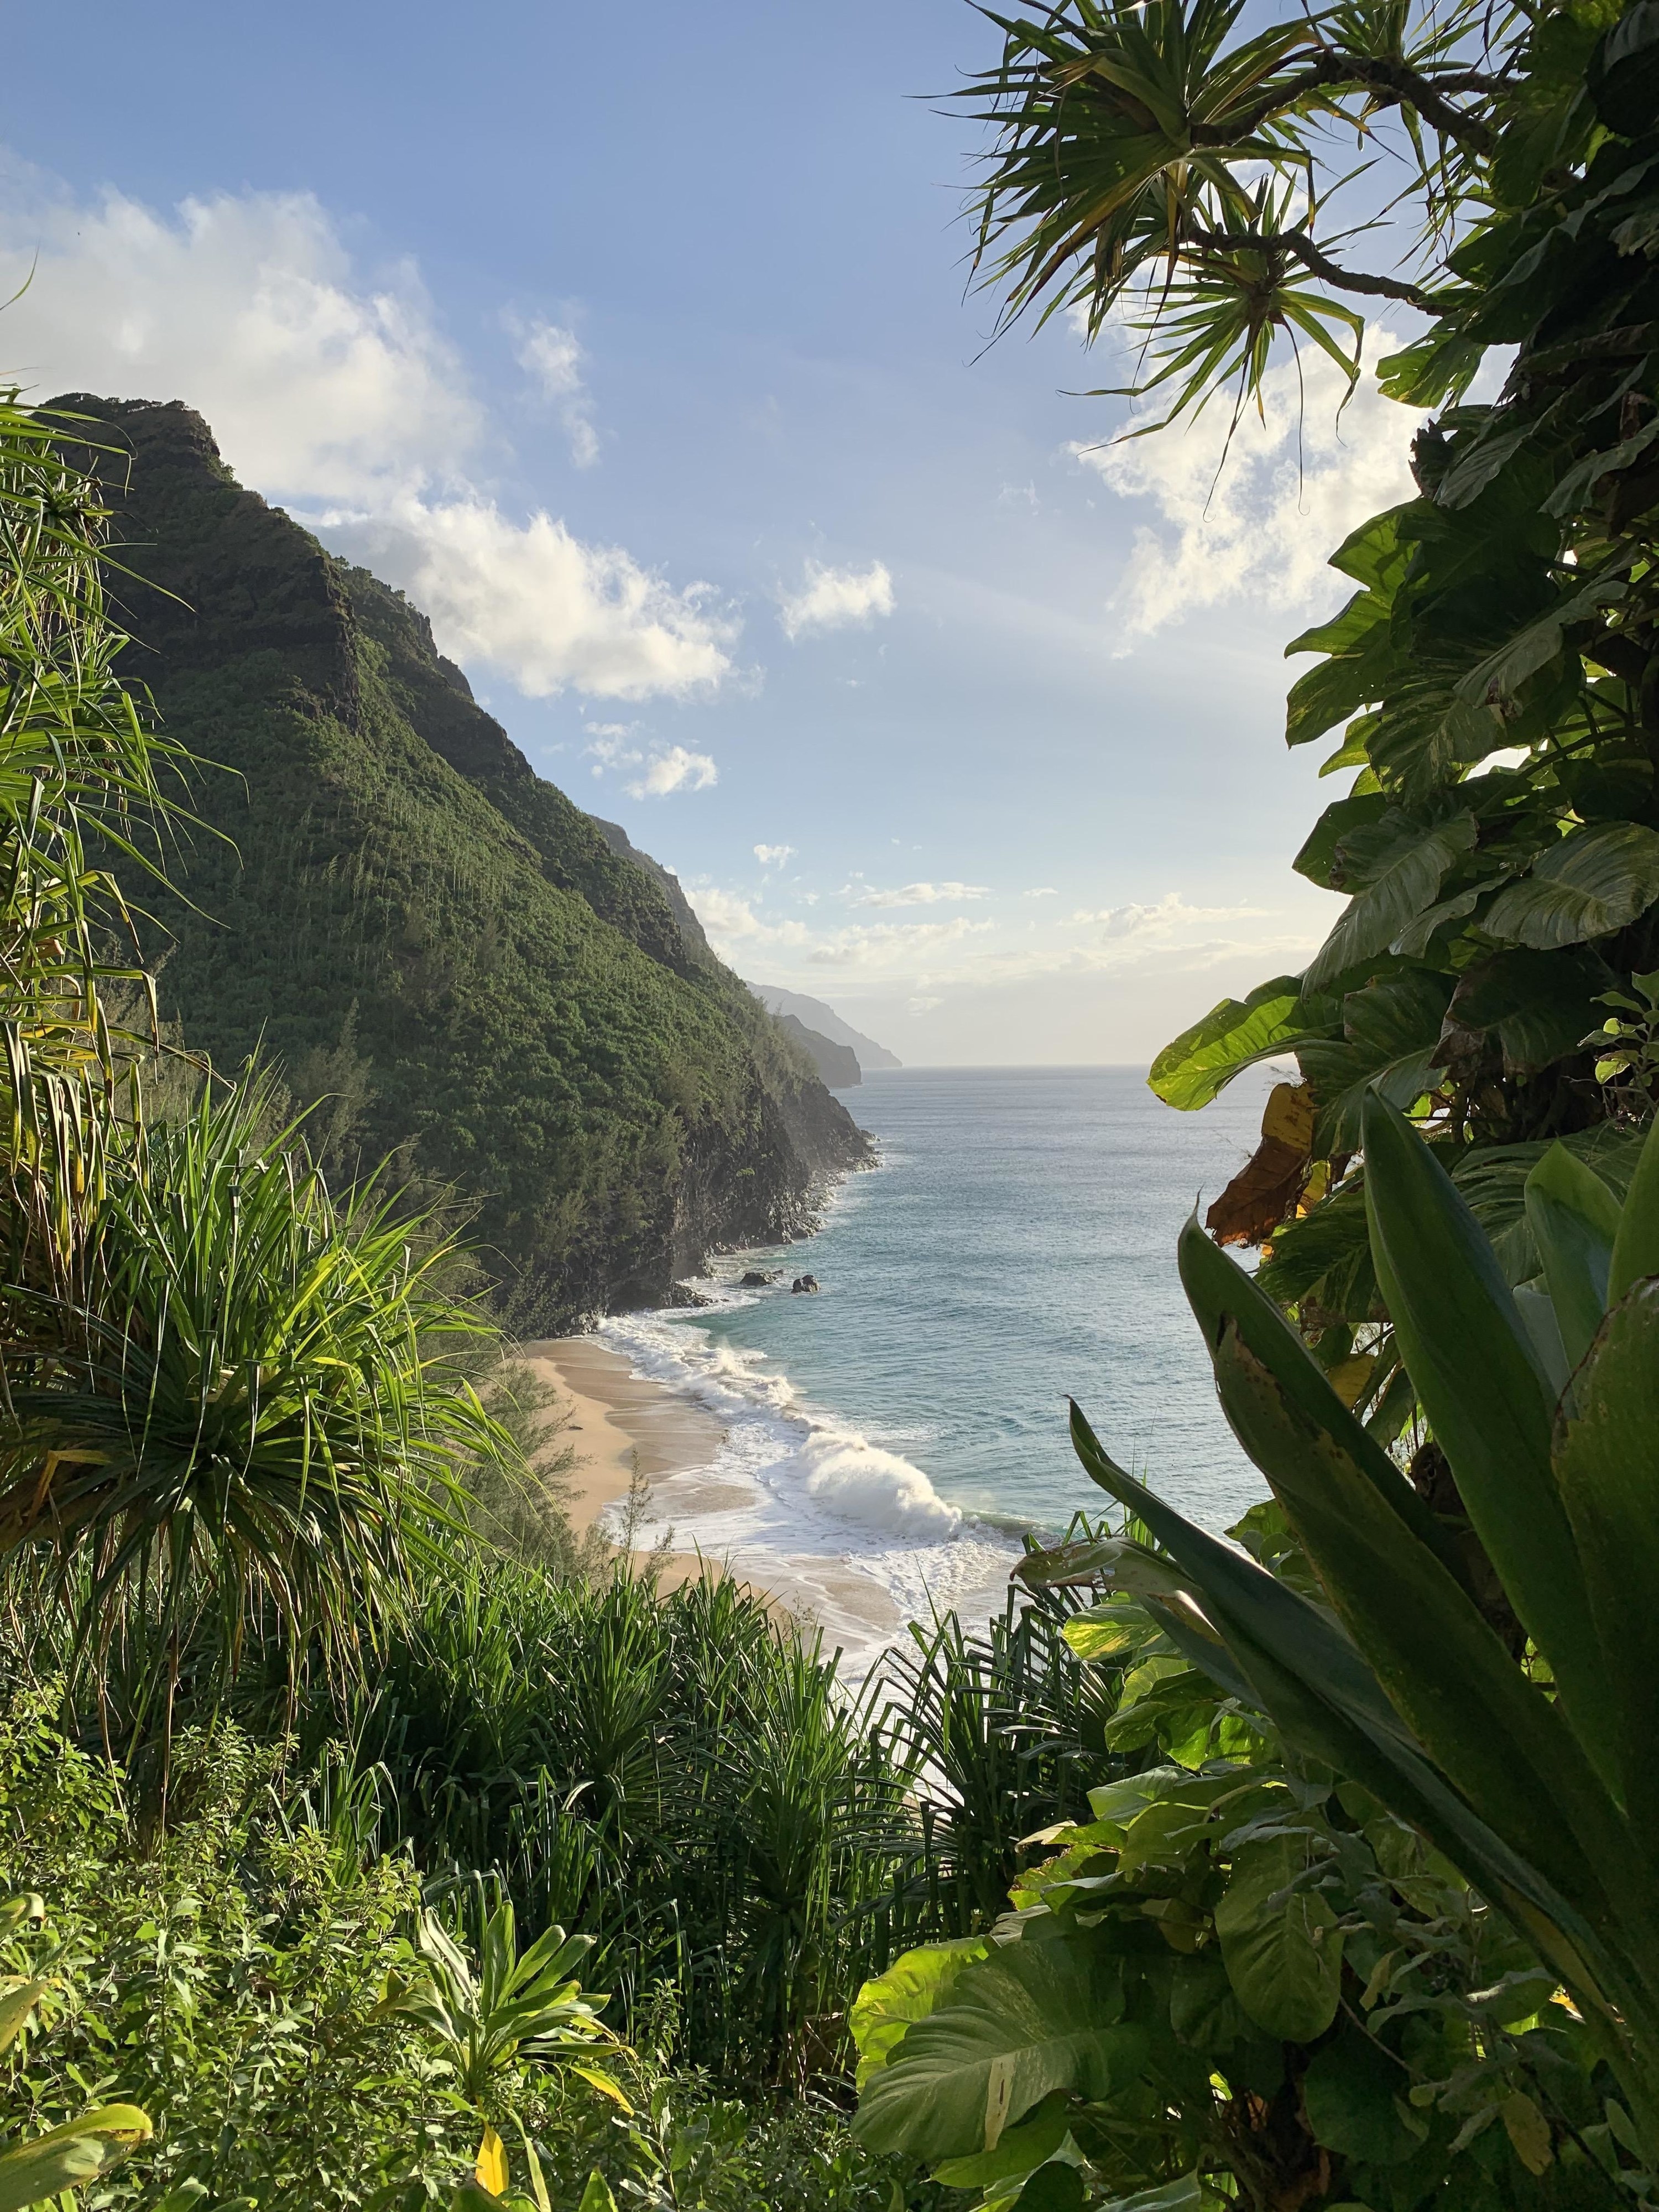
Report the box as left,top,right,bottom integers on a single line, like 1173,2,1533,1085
593,1270,1022,1674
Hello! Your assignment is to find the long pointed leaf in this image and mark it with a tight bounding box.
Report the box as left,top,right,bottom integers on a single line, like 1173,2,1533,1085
1177,1217,1469,1588
1525,1144,1619,1374
1556,1282,1659,1845
1361,1093,1610,1780
1609,1113,1659,1303
1213,1323,1639,1931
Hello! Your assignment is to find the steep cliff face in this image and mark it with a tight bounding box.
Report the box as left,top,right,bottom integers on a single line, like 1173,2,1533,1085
55,393,869,1327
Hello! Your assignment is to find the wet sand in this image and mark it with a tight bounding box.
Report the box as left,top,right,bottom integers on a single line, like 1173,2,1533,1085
518,1334,725,1532
519,1334,905,1648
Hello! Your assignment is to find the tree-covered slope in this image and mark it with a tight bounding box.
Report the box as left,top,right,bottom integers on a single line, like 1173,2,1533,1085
54,393,868,1328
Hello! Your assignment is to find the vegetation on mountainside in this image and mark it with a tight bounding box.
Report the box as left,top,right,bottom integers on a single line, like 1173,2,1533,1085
50,395,865,1330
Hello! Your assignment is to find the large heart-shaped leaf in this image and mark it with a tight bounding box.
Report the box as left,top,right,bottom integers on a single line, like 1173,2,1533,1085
853,1934,1144,2163
1215,1833,1344,2042
848,1937,988,2086
1303,813,1477,994
1485,822,1659,948
1149,977,1326,1111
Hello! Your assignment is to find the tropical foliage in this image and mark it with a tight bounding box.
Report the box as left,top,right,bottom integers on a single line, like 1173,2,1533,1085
1117,0,1659,1316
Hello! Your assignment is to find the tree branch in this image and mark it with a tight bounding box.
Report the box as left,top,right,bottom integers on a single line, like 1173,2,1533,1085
1187,227,1437,311
1195,51,1495,158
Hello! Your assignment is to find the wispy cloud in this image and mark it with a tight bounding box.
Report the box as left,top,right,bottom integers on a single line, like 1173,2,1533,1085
852,881,990,909
585,727,718,797
754,843,795,868
0,168,736,702
513,316,599,467
778,559,895,641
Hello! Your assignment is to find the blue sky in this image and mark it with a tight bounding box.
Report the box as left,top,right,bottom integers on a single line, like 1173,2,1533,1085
1,0,1427,1064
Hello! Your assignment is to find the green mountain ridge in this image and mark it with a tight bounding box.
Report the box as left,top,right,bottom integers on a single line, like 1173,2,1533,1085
54,392,870,1329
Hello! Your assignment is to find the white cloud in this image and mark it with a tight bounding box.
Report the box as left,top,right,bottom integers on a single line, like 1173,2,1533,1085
0,167,735,703
1024,886,1058,898
1075,326,1426,643
337,500,734,700
630,745,716,798
514,316,599,467
778,559,895,641
754,843,795,867
583,727,717,797
853,881,990,908
806,918,991,968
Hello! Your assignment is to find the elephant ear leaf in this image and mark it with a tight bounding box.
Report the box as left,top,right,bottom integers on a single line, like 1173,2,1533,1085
853,1937,1144,2165
1149,978,1324,1111
0,2106,153,2212
1525,1143,1621,1375
1215,1833,1344,2042
848,1937,989,2087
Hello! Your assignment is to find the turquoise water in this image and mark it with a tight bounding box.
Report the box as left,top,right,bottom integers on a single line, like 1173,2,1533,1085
695,1064,1275,1537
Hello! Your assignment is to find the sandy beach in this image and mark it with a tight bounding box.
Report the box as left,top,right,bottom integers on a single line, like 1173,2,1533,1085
517,1333,727,1533
519,1332,910,1648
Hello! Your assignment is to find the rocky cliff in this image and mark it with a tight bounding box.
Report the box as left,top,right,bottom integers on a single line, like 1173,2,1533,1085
55,393,870,1328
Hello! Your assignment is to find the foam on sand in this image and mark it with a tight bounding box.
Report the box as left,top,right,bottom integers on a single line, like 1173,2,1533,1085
594,1290,1021,1674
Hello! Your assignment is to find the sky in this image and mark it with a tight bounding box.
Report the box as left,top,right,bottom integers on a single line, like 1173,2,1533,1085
0,0,1431,1066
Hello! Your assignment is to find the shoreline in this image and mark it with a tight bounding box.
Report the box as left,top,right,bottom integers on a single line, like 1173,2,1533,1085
517,1334,727,1535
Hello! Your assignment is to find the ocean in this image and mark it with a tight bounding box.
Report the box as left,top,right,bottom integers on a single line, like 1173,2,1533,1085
600,1064,1280,1668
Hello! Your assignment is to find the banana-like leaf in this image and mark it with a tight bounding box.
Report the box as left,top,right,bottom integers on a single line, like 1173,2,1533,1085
1609,1114,1659,1304
1525,1144,1620,1374
1360,1093,1612,1781
1067,1403,1618,2021
1556,1283,1659,1846
852,1937,1145,2164
1211,1325,1633,1923
578,2174,618,2212
0,2105,153,2212
1177,1218,1469,1587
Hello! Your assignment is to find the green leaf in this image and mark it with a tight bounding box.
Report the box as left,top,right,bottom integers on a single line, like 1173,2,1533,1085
1014,2165,1086,2212
1303,813,1477,995
849,1939,990,2086
1485,823,1659,948
1609,1116,1659,1305
577,2173,618,2212
1524,1144,1620,1374
1210,1322,1625,1926
1457,579,1627,705
1215,1833,1344,2042
1296,971,1454,1155
853,1935,1145,2164
1066,1403,1614,2022
0,1980,48,2057
1303,2034,1417,2164
0,2106,153,2212
932,2096,1071,2188
1555,1283,1659,1837
1100,2182,1202,2212
1361,1093,1610,1780
1177,1218,1469,1588
1149,977,1326,1111
1293,794,1390,891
